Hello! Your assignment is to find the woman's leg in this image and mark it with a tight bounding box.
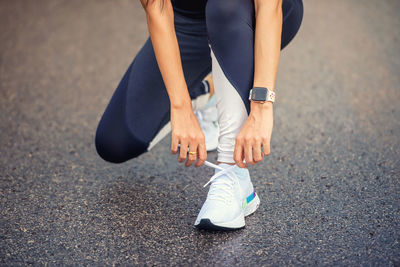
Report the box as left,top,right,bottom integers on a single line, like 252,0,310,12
95,39,170,163
194,0,304,231
205,0,303,163
95,15,211,163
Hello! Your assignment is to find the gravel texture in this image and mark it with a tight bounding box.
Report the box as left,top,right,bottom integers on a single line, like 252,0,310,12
0,0,399,265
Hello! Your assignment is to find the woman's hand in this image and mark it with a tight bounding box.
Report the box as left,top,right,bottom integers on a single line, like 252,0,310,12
170,105,207,167
142,0,205,167
234,101,273,168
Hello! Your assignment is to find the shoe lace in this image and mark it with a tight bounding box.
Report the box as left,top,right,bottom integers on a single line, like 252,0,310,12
203,161,240,203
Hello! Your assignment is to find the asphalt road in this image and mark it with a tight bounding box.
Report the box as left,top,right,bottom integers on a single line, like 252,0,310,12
1,0,399,265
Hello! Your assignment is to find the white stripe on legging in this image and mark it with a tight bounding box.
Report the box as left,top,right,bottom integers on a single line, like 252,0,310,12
211,48,248,163
148,48,248,164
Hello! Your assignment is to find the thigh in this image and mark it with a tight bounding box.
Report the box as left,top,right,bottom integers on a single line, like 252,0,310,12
96,39,173,164
174,11,212,99
124,38,172,145
125,32,211,144
95,59,150,163
96,20,211,163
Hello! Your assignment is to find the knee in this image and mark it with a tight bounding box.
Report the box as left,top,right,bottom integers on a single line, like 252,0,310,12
206,0,239,25
95,124,147,164
281,0,303,49
94,131,128,164
206,0,254,29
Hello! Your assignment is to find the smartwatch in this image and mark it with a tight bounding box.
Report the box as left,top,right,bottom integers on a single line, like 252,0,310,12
248,87,275,103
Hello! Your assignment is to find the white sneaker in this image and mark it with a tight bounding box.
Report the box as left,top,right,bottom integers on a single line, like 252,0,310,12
194,161,260,231
195,95,219,151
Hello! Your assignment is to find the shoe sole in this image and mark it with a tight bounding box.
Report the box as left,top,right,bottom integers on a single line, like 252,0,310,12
195,193,260,231
195,218,245,231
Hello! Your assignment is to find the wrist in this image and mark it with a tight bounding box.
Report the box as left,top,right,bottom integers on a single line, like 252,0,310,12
252,83,275,91
169,91,192,111
249,86,276,104
250,101,273,117
171,101,192,111
170,95,193,111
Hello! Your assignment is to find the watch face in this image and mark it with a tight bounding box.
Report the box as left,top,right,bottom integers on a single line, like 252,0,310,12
252,87,268,101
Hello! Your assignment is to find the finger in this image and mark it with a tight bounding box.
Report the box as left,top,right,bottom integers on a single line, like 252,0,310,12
178,139,188,163
185,142,198,167
171,134,179,154
245,144,255,165
195,140,207,167
234,142,247,168
262,141,271,156
253,140,264,163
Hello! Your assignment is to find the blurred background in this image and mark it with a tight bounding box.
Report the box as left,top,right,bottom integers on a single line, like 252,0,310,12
0,0,399,265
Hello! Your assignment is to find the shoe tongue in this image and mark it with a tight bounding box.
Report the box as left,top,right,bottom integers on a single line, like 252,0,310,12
214,163,235,174
219,163,234,168
214,163,250,179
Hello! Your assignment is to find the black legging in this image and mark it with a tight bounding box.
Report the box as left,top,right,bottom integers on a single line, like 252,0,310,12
95,0,303,163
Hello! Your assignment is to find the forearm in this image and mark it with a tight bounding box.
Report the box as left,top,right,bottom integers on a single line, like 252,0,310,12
253,0,283,90
142,0,191,109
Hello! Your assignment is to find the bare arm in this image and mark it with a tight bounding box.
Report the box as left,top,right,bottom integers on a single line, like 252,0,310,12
253,0,282,90
140,0,207,167
141,0,191,108
234,0,283,167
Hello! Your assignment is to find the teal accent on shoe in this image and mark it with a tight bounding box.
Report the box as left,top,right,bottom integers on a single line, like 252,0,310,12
242,191,256,209
246,191,256,204
205,94,216,109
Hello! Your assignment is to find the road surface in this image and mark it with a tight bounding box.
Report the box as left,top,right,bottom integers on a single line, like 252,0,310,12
0,0,399,265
